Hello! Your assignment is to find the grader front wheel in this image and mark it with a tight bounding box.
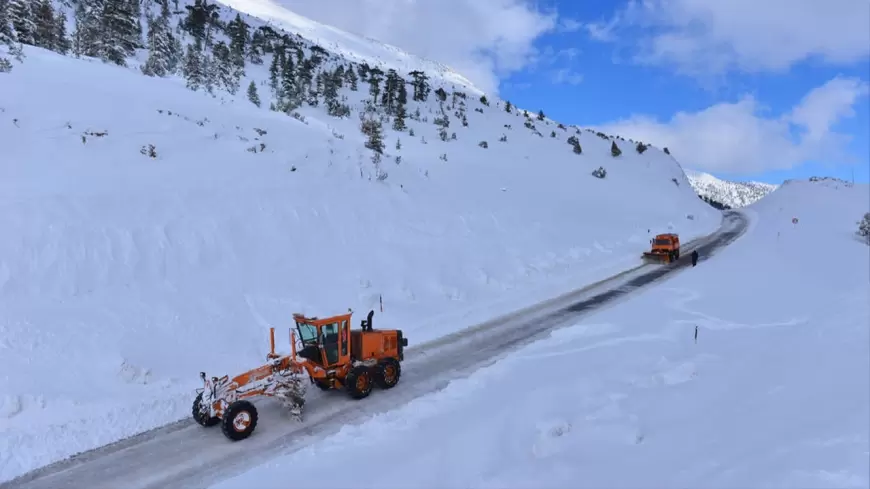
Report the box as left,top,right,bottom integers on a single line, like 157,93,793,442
220,400,259,441
192,392,220,427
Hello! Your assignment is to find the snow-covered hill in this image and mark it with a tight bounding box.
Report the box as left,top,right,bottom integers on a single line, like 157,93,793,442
215,179,870,489
685,169,778,209
0,0,722,481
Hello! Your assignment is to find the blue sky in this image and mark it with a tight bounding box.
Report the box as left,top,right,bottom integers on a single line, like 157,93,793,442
497,0,870,185
282,0,867,185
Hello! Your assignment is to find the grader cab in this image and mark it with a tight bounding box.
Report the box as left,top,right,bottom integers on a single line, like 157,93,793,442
193,309,407,441
293,309,406,395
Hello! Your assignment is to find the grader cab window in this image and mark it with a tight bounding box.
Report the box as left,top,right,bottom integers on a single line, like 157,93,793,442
654,239,672,246
321,323,340,365
296,322,318,347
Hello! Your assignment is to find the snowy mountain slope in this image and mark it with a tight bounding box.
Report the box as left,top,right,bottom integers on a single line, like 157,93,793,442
214,180,870,489
214,0,482,94
686,169,777,208
0,0,722,482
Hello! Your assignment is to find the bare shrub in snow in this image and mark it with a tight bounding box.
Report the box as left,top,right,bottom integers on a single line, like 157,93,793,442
478,141,488,149
139,144,157,158
592,166,607,179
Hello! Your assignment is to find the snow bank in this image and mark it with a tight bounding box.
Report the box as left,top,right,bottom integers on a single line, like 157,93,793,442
0,45,719,481
213,179,870,489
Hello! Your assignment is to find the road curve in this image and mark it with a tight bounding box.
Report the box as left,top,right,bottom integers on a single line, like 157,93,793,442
2,211,748,489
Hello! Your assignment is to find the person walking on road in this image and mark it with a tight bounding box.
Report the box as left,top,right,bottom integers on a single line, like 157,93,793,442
691,249,699,267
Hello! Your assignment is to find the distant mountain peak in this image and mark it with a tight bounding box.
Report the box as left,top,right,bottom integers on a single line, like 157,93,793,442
685,169,777,208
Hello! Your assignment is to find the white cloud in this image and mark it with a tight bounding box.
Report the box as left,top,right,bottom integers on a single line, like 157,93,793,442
593,76,869,175
588,0,870,76
271,0,558,94
550,68,584,85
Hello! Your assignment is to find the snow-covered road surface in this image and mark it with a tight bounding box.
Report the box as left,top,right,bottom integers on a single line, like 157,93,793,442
2,211,747,489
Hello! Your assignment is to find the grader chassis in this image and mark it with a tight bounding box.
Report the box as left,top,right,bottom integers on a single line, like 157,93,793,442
192,309,407,441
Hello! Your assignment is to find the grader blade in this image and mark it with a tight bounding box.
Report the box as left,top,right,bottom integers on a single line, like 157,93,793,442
271,372,307,421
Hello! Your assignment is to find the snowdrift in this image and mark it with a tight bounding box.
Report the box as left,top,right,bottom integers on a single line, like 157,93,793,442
0,43,720,481
213,178,869,489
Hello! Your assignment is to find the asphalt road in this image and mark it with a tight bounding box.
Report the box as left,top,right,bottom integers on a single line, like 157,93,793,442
2,210,748,489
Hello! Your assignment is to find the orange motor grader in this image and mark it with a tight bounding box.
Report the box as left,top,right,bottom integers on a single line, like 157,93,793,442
192,309,407,441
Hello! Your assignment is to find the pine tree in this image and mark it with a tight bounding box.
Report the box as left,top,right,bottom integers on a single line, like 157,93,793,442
182,43,204,90
322,68,337,102
247,80,260,106
504,101,512,113
200,49,215,93
248,28,264,64
362,114,384,154
211,40,239,94
52,9,69,54
9,0,35,44
142,0,174,76
268,47,282,97
392,104,406,131
333,65,344,88
0,0,16,44
182,0,208,43
72,0,101,58
0,0,16,73
32,0,55,49
611,140,621,157
226,13,248,69
129,0,142,48
537,109,545,121
296,57,314,105
346,65,358,90
323,69,348,117
281,51,300,111
100,0,139,65
368,67,382,101
408,70,429,101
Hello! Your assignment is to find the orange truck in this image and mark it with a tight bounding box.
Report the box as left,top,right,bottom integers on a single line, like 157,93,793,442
642,233,680,264
193,309,407,441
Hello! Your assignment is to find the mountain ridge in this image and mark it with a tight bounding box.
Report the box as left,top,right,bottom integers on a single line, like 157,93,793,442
685,169,778,209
